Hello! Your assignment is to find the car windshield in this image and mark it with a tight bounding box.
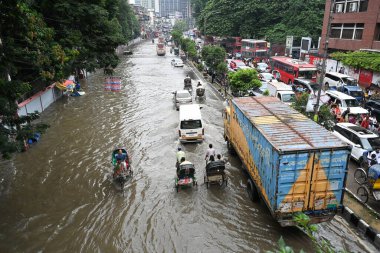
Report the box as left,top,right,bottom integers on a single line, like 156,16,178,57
298,71,314,79
345,99,360,107
176,92,190,98
361,137,380,151
282,94,295,102
180,120,202,129
350,91,363,98
342,77,357,86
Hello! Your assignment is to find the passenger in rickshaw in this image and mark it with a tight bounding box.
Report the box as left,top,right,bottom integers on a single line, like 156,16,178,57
114,159,128,177
184,75,191,85
176,147,185,168
177,157,193,177
197,81,202,87
115,149,127,161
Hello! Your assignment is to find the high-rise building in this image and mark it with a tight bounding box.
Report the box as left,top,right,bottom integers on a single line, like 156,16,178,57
140,0,155,10
320,0,380,54
159,0,191,18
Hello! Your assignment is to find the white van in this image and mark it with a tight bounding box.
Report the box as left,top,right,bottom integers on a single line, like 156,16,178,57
325,90,368,115
178,104,204,142
323,72,357,89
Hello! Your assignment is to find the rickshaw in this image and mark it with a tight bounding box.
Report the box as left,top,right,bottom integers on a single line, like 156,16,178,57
111,147,133,191
175,162,197,192
174,48,179,56
204,161,227,188
184,77,192,94
195,85,205,98
354,164,380,203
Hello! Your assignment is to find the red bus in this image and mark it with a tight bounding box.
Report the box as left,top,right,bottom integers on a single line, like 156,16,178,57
270,56,317,84
241,39,268,61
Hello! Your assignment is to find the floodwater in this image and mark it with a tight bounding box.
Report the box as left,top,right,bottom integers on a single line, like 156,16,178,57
0,41,377,252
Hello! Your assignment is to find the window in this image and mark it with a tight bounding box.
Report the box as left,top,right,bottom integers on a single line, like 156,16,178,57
376,24,380,41
181,120,202,129
351,135,361,146
330,23,364,40
334,0,368,13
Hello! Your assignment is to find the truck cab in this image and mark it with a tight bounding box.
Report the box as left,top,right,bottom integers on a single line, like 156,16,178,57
267,80,295,105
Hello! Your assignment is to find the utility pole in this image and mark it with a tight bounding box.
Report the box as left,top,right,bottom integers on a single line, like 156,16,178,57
314,0,335,117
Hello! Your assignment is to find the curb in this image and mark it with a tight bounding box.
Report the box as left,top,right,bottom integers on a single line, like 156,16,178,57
341,206,380,249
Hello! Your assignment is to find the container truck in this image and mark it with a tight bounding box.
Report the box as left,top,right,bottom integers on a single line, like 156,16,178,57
223,96,350,226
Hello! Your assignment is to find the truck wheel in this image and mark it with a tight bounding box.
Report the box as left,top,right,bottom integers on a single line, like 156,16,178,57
247,179,259,202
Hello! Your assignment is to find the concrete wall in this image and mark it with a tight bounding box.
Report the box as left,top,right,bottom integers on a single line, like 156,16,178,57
17,84,62,116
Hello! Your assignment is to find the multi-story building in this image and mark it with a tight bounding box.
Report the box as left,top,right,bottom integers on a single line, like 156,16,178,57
320,0,380,54
159,0,190,19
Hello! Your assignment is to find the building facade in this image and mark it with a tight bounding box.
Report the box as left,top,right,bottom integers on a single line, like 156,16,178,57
159,0,190,18
320,0,380,54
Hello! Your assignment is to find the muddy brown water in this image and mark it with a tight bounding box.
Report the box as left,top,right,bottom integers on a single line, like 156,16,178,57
0,41,376,252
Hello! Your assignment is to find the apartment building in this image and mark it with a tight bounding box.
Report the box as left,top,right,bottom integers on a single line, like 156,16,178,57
320,0,380,54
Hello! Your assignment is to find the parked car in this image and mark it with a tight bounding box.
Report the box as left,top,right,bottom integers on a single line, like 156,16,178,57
325,90,368,115
171,59,184,67
256,62,270,73
172,90,192,110
365,99,380,121
332,123,380,163
323,72,357,90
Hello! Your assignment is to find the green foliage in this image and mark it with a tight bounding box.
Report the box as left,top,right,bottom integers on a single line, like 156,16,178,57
263,90,269,96
201,45,226,73
195,0,325,43
216,62,228,76
291,93,309,115
173,20,188,33
331,51,380,72
228,68,261,92
171,30,182,47
0,0,140,158
180,38,197,59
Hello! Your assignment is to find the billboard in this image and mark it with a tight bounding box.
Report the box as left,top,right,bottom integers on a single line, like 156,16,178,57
300,37,312,53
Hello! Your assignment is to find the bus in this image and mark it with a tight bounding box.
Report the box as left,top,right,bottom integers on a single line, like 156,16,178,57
156,43,166,56
270,56,317,84
241,39,268,61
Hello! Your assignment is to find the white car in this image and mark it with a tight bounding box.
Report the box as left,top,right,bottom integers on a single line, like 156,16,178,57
171,59,184,67
332,123,380,163
259,72,275,82
173,90,192,110
256,62,269,73
325,90,368,115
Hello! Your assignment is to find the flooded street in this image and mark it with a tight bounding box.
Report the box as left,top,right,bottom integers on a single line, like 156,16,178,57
0,41,376,252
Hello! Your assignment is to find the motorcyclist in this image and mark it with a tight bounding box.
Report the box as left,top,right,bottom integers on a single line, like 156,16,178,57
197,82,202,87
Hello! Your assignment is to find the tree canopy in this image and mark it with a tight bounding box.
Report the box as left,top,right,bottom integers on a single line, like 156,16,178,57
0,0,140,158
193,0,325,44
201,45,226,73
228,68,261,92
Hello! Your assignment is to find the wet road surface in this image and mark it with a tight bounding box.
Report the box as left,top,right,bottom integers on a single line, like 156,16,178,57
0,41,377,252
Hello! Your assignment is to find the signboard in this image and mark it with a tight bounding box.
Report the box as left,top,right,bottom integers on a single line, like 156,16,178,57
300,37,312,53
359,69,373,88
285,36,293,56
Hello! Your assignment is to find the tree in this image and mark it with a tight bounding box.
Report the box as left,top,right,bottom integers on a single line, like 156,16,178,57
228,68,261,92
171,30,182,47
173,20,188,33
201,45,226,73
195,0,325,44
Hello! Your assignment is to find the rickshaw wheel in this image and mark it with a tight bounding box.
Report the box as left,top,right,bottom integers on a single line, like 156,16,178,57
357,186,369,203
354,168,367,185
